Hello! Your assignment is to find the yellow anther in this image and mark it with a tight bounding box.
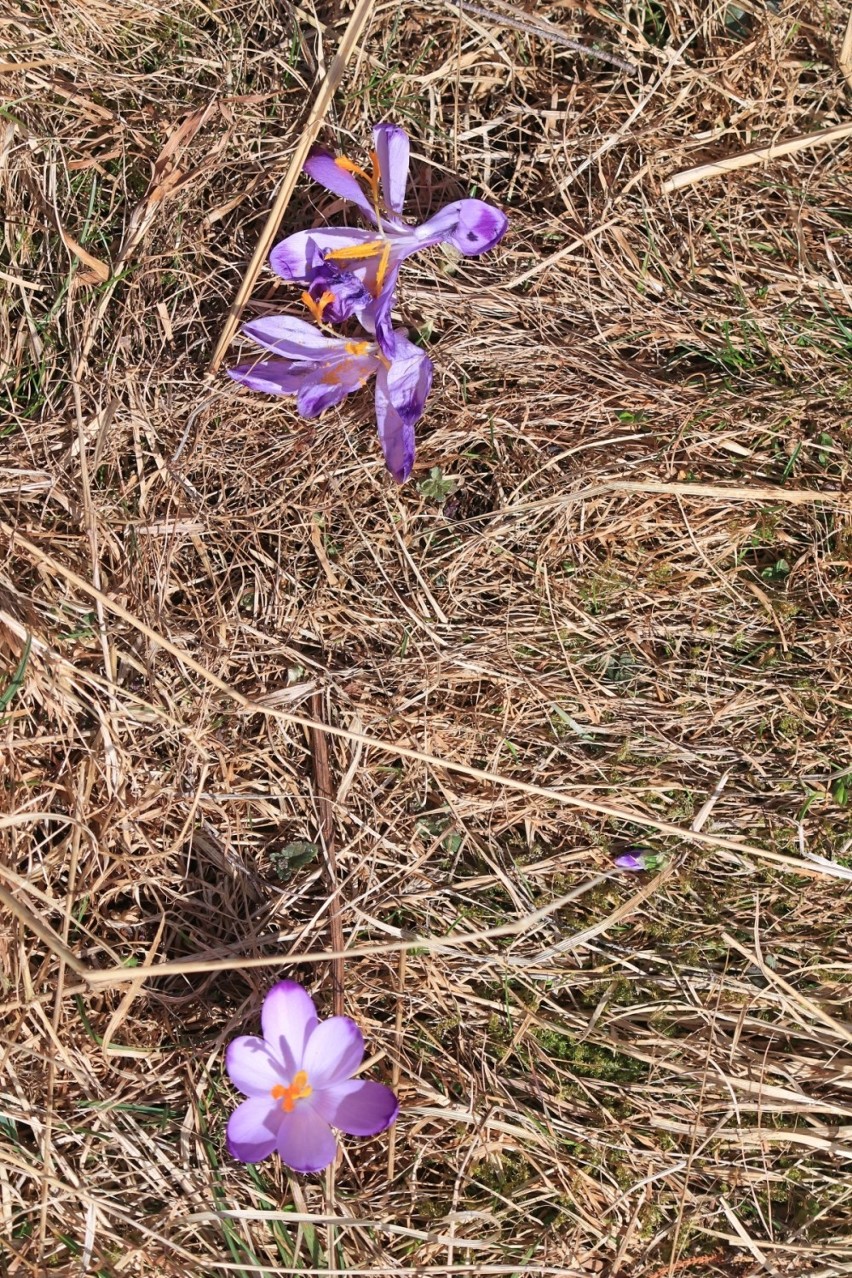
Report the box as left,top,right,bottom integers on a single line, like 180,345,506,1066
324,238,387,264
374,239,392,295
301,289,335,324
345,341,370,356
271,1071,313,1114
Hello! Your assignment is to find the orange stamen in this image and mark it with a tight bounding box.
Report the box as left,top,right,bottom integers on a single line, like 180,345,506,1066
271,1071,313,1114
335,151,384,224
335,155,371,182
345,340,371,356
301,289,335,324
368,148,382,208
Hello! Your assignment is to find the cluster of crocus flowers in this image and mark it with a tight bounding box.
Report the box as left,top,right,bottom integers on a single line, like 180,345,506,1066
226,980,398,1172
229,124,508,483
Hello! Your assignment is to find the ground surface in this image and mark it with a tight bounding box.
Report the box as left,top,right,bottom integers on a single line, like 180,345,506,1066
2,1,852,1275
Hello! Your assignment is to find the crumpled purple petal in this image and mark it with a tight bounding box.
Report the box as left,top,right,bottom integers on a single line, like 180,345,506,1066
413,198,508,255
226,1097,283,1163
306,262,373,325
226,1036,287,1097
373,123,409,216
310,1079,400,1137
262,981,318,1075
276,1104,339,1173
303,149,377,223
302,1016,364,1089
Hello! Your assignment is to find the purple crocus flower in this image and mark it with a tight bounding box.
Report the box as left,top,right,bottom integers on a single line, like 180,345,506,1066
225,980,399,1172
270,123,508,356
228,313,432,483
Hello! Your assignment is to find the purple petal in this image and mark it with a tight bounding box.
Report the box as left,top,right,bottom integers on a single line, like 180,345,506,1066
296,356,374,418
383,335,433,426
276,1105,339,1173
301,1016,364,1088
226,1036,287,1097
373,124,409,215
262,981,318,1075
303,149,377,223
270,227,386,285
311,1079,399,1137
413,198,508,255
228,359,306,396
374,375,415,484
242,315,344,361
226,1097,283,1163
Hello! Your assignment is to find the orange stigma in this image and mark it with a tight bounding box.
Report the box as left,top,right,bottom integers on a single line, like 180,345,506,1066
302,289,335,324
335,151,382,216
271,1071,313,1113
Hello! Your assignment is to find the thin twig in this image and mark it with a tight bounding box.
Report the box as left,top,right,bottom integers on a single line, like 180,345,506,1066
453,0,637,72
208,0,376,372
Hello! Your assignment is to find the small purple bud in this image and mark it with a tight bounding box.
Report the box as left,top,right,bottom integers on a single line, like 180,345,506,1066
614,853,646,871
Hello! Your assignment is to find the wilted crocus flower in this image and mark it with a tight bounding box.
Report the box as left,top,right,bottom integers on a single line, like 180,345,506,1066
228,313,432,483
225,980,399,1172
271,123,508,356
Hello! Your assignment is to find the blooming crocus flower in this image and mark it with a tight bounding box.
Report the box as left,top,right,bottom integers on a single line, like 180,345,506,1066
270,123,508,356
228,313,432,483
225,980,399,1172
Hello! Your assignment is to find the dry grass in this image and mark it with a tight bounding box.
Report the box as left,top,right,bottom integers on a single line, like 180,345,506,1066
2,0,852,1274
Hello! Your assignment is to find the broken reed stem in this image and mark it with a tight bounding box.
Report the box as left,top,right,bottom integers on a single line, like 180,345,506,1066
663,119,852,193
208,0,376,372
309,689,345,1017
840,11,852,91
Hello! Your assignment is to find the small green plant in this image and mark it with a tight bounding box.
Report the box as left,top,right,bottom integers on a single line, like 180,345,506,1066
268,841,319,880
418,466,458,502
